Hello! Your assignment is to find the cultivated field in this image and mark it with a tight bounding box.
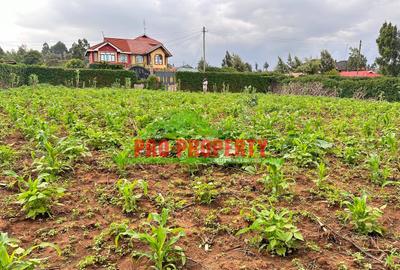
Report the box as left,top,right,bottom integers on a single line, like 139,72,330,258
0,86,399,270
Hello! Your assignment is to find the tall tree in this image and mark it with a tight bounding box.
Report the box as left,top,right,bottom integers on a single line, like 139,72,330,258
320,50,336,73
221,51,233,68
0,46,4,56
293,56,302,69
197,59,209,71
51,41,68,59
231,54,251,72
376,22,400,76
347,47,367,71
275,57,289,73
263,61,269,71
287,53,294,71
69,39,90,60
42,43,50,55
23,50,43,65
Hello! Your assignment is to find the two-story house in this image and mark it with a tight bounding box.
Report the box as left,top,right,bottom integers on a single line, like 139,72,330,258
86,34,172,70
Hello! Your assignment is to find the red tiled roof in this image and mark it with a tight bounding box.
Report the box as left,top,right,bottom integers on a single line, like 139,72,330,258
340,71,382,78
87,35,172,56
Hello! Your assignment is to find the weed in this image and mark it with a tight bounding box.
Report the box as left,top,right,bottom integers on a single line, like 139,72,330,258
261,158,291,196
192,180,219,204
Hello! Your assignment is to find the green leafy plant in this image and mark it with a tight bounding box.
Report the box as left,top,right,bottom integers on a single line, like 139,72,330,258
0,232,61,269
343,194,385,235
17,175,65,219
237,206,304,256
116,179,148,213
192,180,219,204
115,208,186,270
385,249,400,270
261,158,291,196
367,154,390,185
314,161,328,188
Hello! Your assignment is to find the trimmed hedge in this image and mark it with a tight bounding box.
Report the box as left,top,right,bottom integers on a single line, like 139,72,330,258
177,71,400,102
89,62,124,70
0,64,136,88
176,71,285,92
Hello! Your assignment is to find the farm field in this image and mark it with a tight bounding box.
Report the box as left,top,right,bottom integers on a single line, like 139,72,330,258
0,86,400,270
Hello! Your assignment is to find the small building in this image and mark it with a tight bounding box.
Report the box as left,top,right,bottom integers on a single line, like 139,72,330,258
86,34,172,70
339,71,382,78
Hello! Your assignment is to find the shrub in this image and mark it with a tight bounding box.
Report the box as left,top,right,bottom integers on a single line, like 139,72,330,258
146,75,159,89
28,74,39,86
116,179,148,213
65,59,85,69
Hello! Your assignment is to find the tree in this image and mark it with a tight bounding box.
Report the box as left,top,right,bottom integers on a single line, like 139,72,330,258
320,50,336,73
296,59,321,74
221,51,233,68
69,39,90,60
23,50,43,65
51,41,68,59
231,54,251,72
287,54,294,71
42,43,50,55
293,57,302,69
376,22,400,76
347,47,367,71
275,57,289,73
197,59,209,71
0,46,4,56
263,61,269,71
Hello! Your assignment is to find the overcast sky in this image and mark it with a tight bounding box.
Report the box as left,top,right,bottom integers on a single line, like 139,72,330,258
1,0,400,68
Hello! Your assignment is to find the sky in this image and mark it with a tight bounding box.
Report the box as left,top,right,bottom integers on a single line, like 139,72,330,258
1,0,400,68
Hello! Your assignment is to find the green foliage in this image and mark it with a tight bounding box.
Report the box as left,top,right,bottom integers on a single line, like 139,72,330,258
22,50,43,65
116,179,148,213
65,59,85,69
376,22,400,76
140,110,219,139
146,75,159,89
115,208,186,270
237,206,304,256
320,50,336,73
176,71,283,92
0,232,61,269
17,175,65,219
0,63,136,88
261,158,291,196
367,154,390,185
89,62,124,70
0,145,15,168
347,47,367,71
192,180,219,204
343,194,385,235
28,74,39,86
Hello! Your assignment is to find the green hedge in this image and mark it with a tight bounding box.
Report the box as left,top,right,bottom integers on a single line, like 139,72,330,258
176,71,285,92
0,64,137,88
89,62,124,70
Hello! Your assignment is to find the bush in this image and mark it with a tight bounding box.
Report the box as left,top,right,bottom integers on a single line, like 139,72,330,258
176,71,284,92
65,59,85,69
0,63,137,88
89,62,124,70
146,75,160,89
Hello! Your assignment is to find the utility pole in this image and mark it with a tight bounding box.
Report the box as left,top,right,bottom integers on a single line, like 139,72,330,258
357,40,362,75
202,26,207,73
143,20,147,35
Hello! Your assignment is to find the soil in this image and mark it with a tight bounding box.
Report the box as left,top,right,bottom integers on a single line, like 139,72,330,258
1,133,400,270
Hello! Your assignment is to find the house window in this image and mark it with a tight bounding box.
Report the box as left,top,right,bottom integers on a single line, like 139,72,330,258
100,52,115,62
136,55,144,64
154,54,163,65
119,54,127,63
